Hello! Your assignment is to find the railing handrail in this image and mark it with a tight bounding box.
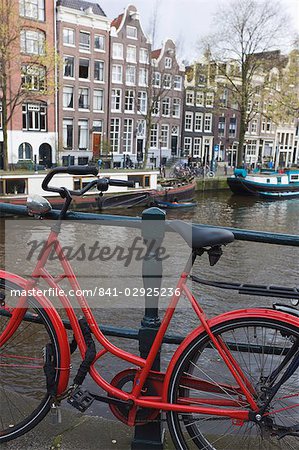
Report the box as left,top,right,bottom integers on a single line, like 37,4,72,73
1,202,298,247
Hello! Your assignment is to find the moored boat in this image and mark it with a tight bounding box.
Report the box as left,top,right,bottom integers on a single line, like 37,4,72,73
0,170,195,210
154,200,197,209
227,168,299,199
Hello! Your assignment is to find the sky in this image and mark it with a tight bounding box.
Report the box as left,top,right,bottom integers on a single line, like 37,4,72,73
92,0,299,63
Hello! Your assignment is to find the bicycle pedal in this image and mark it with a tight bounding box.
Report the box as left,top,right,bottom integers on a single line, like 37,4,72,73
67,387,94,412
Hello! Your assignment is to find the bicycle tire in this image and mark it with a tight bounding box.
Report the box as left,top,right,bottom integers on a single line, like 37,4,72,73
0,278,61,442
167,316,299,449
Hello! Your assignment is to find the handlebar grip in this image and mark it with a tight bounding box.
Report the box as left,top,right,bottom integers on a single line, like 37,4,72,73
65,166,98,176
108,179,134,188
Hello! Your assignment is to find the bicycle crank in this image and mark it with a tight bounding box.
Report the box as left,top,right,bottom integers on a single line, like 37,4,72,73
109,369,160,425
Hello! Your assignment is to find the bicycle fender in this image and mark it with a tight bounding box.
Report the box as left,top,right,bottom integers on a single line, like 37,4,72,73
163,307,299,402
0,270,71,395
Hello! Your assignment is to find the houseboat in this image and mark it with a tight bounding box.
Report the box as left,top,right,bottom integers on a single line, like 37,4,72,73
0,170,196,210
227,168,299,199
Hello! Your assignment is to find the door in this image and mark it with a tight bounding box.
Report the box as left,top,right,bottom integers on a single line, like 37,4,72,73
171,136,178,156
39,143,52,168
137,139,143,162
93,133,101,159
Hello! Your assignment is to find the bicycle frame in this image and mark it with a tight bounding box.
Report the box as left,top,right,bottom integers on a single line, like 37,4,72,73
2,224,298,425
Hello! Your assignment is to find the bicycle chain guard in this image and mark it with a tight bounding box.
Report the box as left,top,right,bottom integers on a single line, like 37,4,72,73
109,368,160,425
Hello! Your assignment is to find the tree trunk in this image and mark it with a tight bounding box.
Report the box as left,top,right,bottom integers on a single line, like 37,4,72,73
143,117,152,170
237,109,246,168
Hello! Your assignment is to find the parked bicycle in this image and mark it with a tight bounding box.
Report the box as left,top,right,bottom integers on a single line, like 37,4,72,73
0,166,298,448
170,163,215,179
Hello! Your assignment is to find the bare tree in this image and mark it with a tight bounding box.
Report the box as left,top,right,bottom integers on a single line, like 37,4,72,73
201,0,291,167
0,0,56,171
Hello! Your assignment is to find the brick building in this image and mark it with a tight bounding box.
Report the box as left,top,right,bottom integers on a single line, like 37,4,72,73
56,0,110,166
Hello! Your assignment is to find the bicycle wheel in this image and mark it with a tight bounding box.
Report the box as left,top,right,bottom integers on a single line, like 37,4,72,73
167,316,299,449
0,278,61,442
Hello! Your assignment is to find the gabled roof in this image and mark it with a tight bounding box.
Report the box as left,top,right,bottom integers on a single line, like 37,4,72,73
111,13,124,29
151,49,161,60
57,0,106,17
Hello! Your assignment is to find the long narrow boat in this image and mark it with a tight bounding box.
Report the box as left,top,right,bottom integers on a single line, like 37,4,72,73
154,200,197,209
227,168,299,199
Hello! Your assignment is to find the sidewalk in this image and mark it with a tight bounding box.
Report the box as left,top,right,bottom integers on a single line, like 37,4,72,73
2,408,134,450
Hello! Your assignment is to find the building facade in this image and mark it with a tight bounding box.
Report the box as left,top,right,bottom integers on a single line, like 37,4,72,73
56,0,110,166
1,0,56,169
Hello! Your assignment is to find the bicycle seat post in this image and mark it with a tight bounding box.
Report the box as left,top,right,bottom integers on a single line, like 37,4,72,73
132,207,166,449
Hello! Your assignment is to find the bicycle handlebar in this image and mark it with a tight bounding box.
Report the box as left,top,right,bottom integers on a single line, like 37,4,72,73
42,166,134,199
42,166,99,196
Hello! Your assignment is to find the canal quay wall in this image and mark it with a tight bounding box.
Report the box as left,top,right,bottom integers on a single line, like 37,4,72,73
195,176,230,192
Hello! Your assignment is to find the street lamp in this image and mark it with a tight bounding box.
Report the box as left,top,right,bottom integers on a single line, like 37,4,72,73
159,138,163,175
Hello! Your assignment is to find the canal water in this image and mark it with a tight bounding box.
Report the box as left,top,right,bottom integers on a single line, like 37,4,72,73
0,191,298,419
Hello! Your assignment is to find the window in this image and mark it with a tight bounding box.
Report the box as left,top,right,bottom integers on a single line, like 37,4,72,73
93,89,104,111
194,112,203,132
111,89,121,111
161,124,169,147
79,31,90,50
78,119,89,149
173,75,182,90
79,59,89,79
110,118,121,153
206,92,214,107
185,112,193,131
150,124,158,147
63,86,74,109
123,119,133,153
137,91,147,114
63,28,75,46
261,117,272,132
112,43,123,59
218,116,225,136
126,26,137,39
94,35,105,51
184,137,192,154
20,29,45,55
127,45,136,63
229,117,237,137
152,72,161,87
126,65,136,85
245,139,257,156
22,102,47,131
165,57,172,68
139,68,148,86
194,137,201,156
93,120,103,131
172,98,180,117
196,91,204,106
186,91,194,105
63,119,73,148
21,65,45,91
219,89,228,107
62,155,74,166
250,119,258,133
112,65,122,83
204,114,212,132
125,90,134,112
163,74,171,88
19,0,45,21
162,98,170,116
139,48,149,63
63,56,74,78
94,60,104,82
152,100,160,116
78,88,89,109
18,142,33,160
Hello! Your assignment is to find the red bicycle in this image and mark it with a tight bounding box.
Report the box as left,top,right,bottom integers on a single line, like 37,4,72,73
0,166,298,449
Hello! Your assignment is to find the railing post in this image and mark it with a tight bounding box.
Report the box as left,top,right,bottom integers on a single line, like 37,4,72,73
131,207,166,450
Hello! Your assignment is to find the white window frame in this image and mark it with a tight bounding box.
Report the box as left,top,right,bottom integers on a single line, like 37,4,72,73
186,90,194,106
126,26,137,39
63,28,75,46
204,113,212,132
94,60,104,82
19,0,45,21
173,75,182,90
196,91,204,106
194,112,203,132
126,45,137,63
139,48,149,64
205,92,214,107
163,73,171,88
139,68,148,87
111,88,122,112
63,56,75,78
93,89,104,112
63,118,73,148
165,57,172,68
94,34,105,51
185,112,193,131
153,72,161,87
20,29,45,55
126,65,136,85
112,43,123,59
194,137,201,156
123,118,134,153
79,31,90,51
63,86,74,109
137,91,147,114
160,124,169,148
150,124,159,147
162,97,170,117
78,119,89,149
172,98,180,118
78,58,90,80
110,118,121,153
184,137,192,154
78,87,89,110
125,90,135,112
112,64,123,83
